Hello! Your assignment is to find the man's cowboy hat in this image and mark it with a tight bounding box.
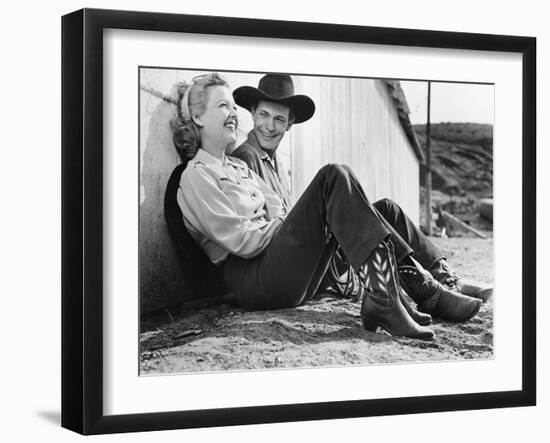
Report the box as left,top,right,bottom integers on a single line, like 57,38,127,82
233,73,315,124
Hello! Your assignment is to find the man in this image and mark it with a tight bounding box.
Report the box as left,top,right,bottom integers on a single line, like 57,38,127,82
231,74,310,214
231,73,492,319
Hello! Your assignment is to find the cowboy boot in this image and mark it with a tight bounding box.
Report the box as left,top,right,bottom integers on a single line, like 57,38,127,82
359,241,434,340
400,288,432,326
399,260,482,323
430,259,493,303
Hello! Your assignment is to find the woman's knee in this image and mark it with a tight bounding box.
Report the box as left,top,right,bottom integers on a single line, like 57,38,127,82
317,163,351,181
374,197,397,213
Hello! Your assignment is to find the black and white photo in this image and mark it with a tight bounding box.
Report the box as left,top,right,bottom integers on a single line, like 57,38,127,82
139,68,495,374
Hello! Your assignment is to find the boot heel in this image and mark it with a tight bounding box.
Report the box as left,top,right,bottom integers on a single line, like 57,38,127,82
362,316,380,332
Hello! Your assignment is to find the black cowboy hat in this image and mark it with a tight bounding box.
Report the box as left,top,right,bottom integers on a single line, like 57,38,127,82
233,73,315,124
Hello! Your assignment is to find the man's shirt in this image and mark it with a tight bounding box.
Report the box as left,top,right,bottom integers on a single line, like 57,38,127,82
231,130,293,212
178,149,284,264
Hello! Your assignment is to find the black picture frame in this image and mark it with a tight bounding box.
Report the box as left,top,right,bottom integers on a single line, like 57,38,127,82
61,8,536,435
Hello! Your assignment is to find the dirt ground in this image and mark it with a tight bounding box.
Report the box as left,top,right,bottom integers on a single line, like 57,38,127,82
140,237,494,375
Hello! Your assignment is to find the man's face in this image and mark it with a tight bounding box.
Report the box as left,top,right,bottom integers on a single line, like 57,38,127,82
251,100,292,153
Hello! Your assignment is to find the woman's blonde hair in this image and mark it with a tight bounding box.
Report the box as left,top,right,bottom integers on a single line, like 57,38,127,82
170,73,230,161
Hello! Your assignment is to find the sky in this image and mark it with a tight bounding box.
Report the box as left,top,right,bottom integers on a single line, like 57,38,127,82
400,81,494,125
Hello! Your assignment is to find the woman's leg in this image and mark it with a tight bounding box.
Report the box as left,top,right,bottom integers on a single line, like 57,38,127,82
223,163,478,330
223,163,389,310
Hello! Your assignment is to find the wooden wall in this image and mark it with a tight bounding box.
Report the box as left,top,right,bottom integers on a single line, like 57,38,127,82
290,76,420,222
139,70,420,312
139,69,185,313
139,69,278,312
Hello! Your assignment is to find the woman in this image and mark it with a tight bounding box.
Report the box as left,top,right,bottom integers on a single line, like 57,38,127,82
171,73,482,340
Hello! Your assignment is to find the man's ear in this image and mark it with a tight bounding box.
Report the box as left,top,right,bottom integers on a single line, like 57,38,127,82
286,120,294,131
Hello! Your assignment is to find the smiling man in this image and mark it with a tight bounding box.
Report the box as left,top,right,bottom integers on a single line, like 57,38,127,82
231,74,315,213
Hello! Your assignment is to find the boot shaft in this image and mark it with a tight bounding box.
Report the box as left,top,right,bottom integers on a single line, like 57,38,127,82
359,240,400,308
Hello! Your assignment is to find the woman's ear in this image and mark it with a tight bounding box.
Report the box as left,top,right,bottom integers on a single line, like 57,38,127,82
191,113,204,128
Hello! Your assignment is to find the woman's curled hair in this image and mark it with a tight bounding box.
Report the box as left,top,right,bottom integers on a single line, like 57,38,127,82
170,73,229,161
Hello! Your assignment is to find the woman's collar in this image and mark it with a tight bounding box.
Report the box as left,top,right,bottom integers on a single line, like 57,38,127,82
194,148,233,168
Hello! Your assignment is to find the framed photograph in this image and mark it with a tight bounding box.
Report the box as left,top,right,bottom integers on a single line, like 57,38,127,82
62,8,536,435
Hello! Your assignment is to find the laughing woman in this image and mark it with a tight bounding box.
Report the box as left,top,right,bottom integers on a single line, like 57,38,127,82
171,73,483,340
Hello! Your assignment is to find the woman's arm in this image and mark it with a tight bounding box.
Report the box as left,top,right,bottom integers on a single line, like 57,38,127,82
253,170,285,220
179,165,283,258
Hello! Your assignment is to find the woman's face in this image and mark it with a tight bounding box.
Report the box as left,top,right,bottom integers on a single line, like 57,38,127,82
194,85,238,151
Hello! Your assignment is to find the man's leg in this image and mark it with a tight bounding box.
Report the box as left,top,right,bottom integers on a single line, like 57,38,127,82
373,198,492,302
373,198,444,269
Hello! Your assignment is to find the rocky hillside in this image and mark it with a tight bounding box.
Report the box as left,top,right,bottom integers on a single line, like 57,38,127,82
414,122,493,199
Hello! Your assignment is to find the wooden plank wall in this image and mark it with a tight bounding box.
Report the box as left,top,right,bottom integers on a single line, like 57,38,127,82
139,69,184,313
291,76,420,222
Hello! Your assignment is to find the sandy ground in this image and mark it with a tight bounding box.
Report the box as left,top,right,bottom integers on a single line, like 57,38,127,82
140,237,494,375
